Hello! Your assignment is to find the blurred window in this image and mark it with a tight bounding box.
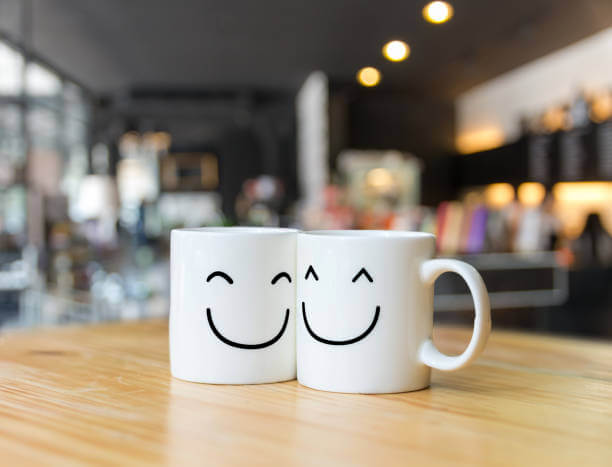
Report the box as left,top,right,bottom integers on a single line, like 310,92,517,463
0,104,25,165
0,40,23,96
26,105,61,151
63,81,88,123
25,62,62,97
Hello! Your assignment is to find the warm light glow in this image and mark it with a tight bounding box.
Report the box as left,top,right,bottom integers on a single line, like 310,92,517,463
553,182,612,204
484,183,515,210
590,91,612,123
541,106,569,132
518,182,546,207
357,67,381,87
143,131,172,152
382,40,410,62
423,1,454,24
456,127,505,154
365,167,396,193
552,182,612,238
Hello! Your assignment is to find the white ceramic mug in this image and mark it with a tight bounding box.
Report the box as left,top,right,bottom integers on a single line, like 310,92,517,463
170,227,297,384
297,230,491,393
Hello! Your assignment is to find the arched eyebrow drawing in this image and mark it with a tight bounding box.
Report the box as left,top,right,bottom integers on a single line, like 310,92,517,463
271,272,292,284
352,267,373,283
206,271,234,284
305,265,319,281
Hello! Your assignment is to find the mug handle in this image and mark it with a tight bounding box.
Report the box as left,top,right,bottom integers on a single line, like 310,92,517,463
419,259,491,371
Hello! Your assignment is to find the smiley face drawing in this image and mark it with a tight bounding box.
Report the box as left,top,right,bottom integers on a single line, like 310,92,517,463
205,270,293,349
300,265,380,345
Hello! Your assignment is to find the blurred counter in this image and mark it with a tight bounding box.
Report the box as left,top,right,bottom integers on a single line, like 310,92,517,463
0,320,609,465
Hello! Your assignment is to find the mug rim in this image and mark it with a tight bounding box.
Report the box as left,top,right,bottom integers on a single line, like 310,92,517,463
172,226,298,235
301,229,435,239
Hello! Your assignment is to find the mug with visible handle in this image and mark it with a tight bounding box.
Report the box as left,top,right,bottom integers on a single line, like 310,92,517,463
297,230,491,394
170,227,297,384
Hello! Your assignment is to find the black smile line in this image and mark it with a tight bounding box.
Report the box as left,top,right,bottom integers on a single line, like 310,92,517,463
301,302,380,346
206,308,290,350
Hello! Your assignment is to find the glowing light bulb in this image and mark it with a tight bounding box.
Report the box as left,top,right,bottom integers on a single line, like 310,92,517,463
357,67,381,87
382,40,410,62
423,1,454,24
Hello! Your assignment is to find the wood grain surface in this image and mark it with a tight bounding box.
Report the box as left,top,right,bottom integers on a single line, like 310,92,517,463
0,320,610,466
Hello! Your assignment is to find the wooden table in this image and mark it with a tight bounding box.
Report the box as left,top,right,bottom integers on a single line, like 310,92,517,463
0,320,610,466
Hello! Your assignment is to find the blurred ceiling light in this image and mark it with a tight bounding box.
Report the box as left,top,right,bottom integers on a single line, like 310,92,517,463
423,1,454,24
484,183,514,210
518,182,546,207
456,127,505,154
382,40,410,62
357,67,381,87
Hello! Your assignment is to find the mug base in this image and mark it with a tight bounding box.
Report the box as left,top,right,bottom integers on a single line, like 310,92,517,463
171,372,296,385
297,379,431,394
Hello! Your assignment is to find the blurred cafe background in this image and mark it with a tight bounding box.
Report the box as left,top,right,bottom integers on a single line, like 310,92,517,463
0,0,611,337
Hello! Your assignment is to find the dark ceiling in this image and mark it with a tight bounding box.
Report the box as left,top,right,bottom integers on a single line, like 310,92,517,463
1,0,612,98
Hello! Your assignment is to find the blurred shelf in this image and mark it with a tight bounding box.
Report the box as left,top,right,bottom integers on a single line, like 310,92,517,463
434,251,568,311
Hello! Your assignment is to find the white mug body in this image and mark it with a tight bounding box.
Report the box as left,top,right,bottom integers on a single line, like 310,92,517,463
297,231,434,393
297,230,491,394
170,227,297,384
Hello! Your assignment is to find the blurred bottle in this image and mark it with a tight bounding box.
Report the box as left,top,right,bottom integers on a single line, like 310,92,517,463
568,90,590,129
571,213,612,266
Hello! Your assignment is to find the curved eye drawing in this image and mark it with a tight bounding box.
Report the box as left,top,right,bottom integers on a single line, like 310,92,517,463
271,272,292,284
206,271,234,284
304,265,319,281
352,267,373,283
